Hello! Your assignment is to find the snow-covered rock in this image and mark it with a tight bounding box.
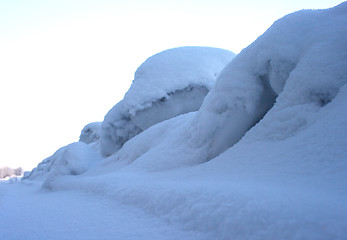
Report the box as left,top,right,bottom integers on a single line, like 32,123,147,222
100,46,235,156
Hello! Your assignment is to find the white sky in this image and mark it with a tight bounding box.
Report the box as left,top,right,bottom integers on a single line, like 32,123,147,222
0,0,343,171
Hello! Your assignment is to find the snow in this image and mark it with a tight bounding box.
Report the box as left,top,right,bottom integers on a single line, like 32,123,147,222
100,46,235,156
188,1,347,159
79,122,101,144
23,142,102,186
4,2,347,240
124,46,235,114
0,182,205,240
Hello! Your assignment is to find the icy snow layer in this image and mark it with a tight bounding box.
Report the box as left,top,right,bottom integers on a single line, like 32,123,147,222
100,46,235,156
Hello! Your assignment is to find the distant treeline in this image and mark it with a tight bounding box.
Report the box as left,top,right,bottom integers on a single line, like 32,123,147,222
0,166,23,179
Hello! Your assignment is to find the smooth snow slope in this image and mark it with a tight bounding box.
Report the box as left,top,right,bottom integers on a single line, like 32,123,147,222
0,182,205,240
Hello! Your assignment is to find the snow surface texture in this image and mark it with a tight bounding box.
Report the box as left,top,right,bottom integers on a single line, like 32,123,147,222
22,3,347,239
23,142,102,187
101,2,347,171
79,122,101,144
189,2,347,159
0,182,205,240
100,46,235,156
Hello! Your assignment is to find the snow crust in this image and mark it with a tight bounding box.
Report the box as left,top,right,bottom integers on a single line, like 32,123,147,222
100,46,235,156
20,3,347,239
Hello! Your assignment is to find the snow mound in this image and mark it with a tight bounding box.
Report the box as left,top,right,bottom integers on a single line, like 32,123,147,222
102,112,206,172
100,2,347,171
100,46,235,157
188,2,347,159
124,46,235,114
22,3,347,239
79,122,101,144
24,142,102,185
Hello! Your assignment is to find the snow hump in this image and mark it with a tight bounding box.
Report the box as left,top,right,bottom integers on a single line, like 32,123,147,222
100,46,235,157
189,2,347,159
124,46,236,114
24,142,102,183
79,122,101,144
21,4,347,239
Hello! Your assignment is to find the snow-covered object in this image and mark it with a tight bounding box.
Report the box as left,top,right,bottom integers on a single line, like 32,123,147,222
79,122,101,144
101,2,347,171
102,112,204,172
24,142,102,184
100,46,235,157
20,3,347,239
188,2,347,159
123,46,235,114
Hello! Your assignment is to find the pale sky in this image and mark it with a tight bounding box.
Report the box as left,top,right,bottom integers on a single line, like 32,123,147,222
0,0,343,170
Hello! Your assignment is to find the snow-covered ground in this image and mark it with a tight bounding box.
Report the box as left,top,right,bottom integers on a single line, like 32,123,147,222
2,2,347,240
0,181,205,240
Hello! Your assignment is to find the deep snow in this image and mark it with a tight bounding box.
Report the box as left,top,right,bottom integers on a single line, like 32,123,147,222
0,182,205,240
5,2,347,240
100,46,235,157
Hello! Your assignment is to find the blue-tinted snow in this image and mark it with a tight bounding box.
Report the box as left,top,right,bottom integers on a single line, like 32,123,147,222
17,2,347,239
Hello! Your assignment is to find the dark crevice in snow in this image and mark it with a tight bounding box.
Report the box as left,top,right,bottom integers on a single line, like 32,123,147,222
208,59,297,160
310,88,338,107
131,84,209,131
259,73,278,100
101,84,210,157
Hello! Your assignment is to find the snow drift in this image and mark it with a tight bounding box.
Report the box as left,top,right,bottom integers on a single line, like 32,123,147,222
188,2,347,159
100,2,347,172
100,46,235,157
24,142,102,185
79,122,101,144
23,2,347,239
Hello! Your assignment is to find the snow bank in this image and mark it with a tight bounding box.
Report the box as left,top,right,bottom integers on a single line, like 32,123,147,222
100,46,235,156
124,46,235,114
24,142,102,186
189,1,347,159
23,3,347,239
101,112,207,172
51,3,347,238
79,122,101,144
99,2,347,171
